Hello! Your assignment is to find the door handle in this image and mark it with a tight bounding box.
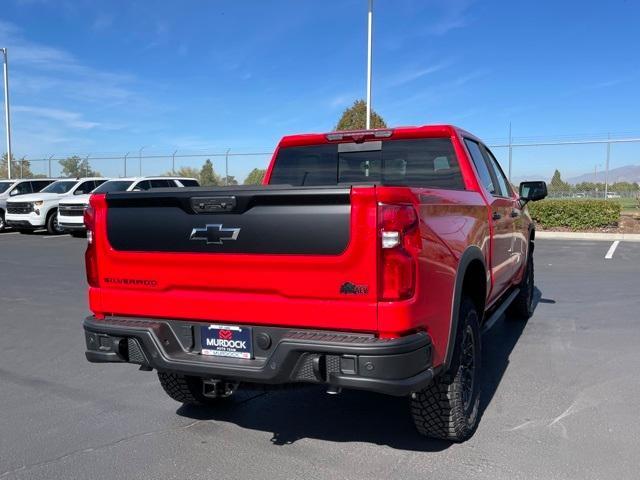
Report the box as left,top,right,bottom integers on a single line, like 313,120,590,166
510,210,520,218
492,212,502,220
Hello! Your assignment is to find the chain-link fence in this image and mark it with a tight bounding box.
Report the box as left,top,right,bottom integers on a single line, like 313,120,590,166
3,134,640,200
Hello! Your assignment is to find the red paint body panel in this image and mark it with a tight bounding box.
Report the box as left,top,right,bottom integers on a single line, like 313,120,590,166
87,124,533,370
89,188,380,332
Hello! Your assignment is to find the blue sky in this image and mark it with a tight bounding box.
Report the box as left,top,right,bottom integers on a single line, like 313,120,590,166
0,0,639,180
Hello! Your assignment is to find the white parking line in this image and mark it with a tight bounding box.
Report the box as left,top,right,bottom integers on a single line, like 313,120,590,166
43,234,70,239
1,231,20,235
605,240,620,259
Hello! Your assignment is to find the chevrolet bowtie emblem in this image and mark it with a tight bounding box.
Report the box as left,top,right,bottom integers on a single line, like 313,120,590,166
189,224,241,245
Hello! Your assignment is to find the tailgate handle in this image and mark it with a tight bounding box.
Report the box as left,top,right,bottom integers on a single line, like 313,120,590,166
191,196,237,213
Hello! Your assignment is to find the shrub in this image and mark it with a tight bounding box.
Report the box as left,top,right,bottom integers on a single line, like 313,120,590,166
527,199,621,230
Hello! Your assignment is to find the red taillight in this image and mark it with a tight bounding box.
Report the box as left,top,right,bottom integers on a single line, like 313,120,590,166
378,204,421,301
84,202,99,287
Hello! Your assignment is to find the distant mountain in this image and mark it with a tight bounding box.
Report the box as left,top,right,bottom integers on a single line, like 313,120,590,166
566,164,640,184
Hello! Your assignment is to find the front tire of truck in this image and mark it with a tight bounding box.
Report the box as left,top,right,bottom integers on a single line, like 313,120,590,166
157,372,233,406
410,297,481,442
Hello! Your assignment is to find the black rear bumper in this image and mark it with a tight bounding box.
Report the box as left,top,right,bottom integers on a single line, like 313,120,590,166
83,316,434,397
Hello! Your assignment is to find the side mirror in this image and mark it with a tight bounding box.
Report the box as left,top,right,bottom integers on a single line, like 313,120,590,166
519,181,548,204
9,189,19,196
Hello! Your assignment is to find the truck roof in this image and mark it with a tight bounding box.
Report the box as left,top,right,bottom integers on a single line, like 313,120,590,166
278,124,475,148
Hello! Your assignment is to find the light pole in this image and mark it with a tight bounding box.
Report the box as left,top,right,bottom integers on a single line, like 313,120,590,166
508,122,513,181
604,133,611,200
365,0,373,130
172,149,177,175
123,152,129,177
1,48,12,179
138,146,147,176
48,154,54,178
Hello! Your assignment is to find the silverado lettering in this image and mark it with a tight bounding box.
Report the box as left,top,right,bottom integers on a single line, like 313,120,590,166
82,124,547,442
103,277,158,287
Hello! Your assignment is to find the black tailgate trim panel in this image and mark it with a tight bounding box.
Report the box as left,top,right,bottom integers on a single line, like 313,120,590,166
105,186,352,255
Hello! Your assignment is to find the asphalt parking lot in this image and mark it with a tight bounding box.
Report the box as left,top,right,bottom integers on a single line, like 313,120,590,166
0,231,639,480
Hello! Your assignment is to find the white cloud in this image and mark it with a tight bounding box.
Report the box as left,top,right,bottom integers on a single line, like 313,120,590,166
424,0,475,36
385,62,451,88
13,106,100,130
0,19,136,105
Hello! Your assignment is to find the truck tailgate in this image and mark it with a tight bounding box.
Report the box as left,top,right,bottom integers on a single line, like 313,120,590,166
89,186,379,332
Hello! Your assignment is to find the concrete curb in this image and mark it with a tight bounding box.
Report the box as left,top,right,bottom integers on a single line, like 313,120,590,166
536,231,640,242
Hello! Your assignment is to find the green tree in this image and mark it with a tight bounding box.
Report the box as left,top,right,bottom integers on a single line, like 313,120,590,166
610,181,639,193
223,175,238,186
243,168,266,185
1,153,33,179
335,99,387,131
199,159,222,186
59,156,100,178
575,181,595,192
548,169,570,193
171,166,201,181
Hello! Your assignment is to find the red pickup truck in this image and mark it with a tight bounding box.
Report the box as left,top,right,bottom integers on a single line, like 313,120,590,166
83,125,547,441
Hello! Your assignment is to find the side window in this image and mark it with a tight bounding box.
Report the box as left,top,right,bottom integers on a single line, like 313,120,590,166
481,146,512,197
464,139,496,196
177,179,199,187
134,180,151,191
74,181,95,195
93,179,107,190
31,181,51,192
11,182,33,196
150,179,172,189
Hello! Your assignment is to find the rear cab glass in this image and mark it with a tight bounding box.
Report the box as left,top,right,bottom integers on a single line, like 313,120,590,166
269,138,464,189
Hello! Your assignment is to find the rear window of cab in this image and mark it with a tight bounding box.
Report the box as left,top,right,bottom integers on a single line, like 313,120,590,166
269,138,464,190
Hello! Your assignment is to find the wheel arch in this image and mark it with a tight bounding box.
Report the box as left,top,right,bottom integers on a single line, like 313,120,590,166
45,206,58,219
444,246,487,371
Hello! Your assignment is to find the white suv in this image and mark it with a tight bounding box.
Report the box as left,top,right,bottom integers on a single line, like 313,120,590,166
6,178,107,234
57,176,199,236
0,179,55,231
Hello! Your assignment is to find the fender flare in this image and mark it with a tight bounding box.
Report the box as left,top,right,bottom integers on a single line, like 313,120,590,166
443,245,487,371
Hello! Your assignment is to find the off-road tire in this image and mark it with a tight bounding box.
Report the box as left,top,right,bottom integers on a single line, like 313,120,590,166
507,253,534,320
70,231,86,238
46,209,62,235
157,372,221,406
411,297,481,442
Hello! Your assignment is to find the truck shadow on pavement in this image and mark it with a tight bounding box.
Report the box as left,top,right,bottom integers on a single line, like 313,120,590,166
177,287,549,451
478,287,545,418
